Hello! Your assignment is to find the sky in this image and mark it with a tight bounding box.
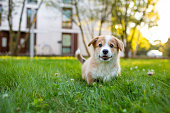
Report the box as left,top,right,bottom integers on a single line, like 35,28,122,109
141,0,170,44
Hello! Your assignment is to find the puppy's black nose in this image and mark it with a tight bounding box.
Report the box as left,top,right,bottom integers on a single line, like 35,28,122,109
103,49,108,54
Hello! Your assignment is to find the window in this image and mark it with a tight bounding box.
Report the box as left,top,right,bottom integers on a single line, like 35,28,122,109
28,0,37,4
62,34,71,54
0,5,2,26
62,8,72,29
20,38,25,48
61,33,78,55
27,8,37,28
2,37,7,47
63,0,72,4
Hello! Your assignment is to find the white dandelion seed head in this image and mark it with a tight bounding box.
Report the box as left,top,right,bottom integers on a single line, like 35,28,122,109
70,79,74,81
147,69,155,76
2,93,8,98
151,69,154,72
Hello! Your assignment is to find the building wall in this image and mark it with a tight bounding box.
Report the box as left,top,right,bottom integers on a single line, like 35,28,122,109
0,0,112,56
36,2,82,55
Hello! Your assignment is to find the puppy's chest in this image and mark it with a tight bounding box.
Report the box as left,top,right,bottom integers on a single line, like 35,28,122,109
91,64,118,81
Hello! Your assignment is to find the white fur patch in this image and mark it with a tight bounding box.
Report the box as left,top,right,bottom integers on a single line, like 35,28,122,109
91,62,119,82
105,35,112,41
99,35,112,61
75,48,80,55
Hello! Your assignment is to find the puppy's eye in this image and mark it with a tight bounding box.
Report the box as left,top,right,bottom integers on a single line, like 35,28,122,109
110,44,114,48
99,44,102,47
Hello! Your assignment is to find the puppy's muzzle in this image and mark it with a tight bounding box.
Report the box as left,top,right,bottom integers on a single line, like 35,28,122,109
103,49,108,55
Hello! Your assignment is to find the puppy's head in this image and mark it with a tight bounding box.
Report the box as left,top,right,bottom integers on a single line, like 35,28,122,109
88,35,124,61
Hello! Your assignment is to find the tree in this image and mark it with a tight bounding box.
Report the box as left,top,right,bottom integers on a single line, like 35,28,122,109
137,38,150,55
161,38,170,57
7,0,43,56
96,0,112,35
78,0,112,37
72,0,91,56
111,0,159,58
72,0,113,55
128,28,150,57
150,40,162,50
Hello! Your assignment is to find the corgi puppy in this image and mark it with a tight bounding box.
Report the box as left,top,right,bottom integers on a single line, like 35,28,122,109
76,35,124,85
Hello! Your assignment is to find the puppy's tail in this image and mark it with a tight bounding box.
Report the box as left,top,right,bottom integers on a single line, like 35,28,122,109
75,49,86,64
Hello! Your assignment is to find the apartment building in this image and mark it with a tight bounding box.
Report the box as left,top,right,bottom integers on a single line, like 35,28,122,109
0,0,111,56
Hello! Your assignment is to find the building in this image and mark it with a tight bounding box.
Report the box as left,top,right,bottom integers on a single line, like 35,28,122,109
0,0,111,56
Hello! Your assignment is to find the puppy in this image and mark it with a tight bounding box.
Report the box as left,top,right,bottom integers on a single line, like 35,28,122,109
76,35,124,85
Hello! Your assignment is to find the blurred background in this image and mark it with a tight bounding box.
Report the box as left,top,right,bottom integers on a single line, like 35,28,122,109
0,0,169,58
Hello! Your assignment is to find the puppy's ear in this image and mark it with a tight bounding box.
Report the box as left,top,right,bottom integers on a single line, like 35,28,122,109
88,37,99,46
115,38,124,51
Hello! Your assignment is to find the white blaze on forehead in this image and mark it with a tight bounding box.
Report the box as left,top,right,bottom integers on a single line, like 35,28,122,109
100,35,112,56
104,35,112,44
98,35,114,61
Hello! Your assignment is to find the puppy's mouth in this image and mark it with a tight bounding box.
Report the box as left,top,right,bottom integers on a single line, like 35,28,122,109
99,55,112,61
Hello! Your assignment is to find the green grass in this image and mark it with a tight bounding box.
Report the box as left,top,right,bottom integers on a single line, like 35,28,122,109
0,58,170,113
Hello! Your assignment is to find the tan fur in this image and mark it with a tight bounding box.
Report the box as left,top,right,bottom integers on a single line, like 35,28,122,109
76,54,84,64
88,37,99,47
113,36,124,51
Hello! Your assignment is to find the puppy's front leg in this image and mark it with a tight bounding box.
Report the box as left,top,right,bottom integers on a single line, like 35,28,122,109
87,72,94,85
82,74,85,80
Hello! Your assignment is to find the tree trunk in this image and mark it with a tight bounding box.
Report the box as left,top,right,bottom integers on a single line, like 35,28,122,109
123,2,129,58
80,26,91,56
13,0,26,56
132,44,138,57
74,0,90,56
98,20,104,36
132,31,140,57
17,1,43,54
123,25,129,58
9,31,15,55
124,42,130,58
8,0,15,56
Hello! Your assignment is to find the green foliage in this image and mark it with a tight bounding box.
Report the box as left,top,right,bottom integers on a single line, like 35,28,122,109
161,38,170,57
0,58,170,113
112,0,159,31
150,40,163,51
111,0,159,57
128,28,150,51
136,48,149,56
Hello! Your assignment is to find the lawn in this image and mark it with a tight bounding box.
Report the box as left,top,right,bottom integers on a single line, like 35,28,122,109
0,57,170,113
